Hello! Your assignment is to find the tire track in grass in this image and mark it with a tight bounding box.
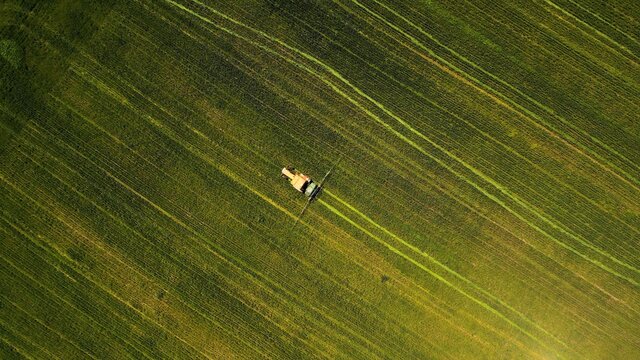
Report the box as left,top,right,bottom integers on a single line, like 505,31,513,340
503,0,640,90
0,290,61,360
1,181,246,358
0,263,142,360
457,0,639,93
0,335,37,360
170,101,528,355
154,5,633,346
0,235,152,360
51,27,364,314
182,72,630,344
69,98,432,357
305,211,540,358
316,145,638,331
297,185,551,356
321,191,573,345
124,0,640,270
529,3,639,85
154,1,640,344
316,198,567,359
196,62,638,335
124,122,388,360
2,129,280,358
302,236,496,356
260,0,621,206
341,69,640,285
118,84,553,356
1,167,273,359
347,0,640,187
48,40,608,360
148,127,433,356
163,0,640,286
31,101,636,354
325,130,633,326
42,107,386,356
37,1,636,352
64,42,513,347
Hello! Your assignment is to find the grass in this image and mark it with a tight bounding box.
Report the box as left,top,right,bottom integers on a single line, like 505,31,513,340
1,0,639,358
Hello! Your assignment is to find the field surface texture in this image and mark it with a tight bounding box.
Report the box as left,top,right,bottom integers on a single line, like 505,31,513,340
1,0,639,359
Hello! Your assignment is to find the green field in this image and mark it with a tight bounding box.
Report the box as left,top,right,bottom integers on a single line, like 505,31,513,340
1,0,639,358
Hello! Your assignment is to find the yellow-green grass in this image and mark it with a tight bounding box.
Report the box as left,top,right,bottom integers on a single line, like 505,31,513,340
1,0,638,358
